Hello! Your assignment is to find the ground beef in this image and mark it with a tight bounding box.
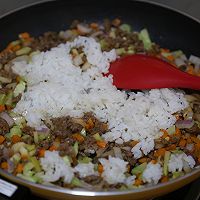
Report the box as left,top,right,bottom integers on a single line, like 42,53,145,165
193,103,200,114
50,116,83,138
79,136,98,152
58,141,75,157
0,118,10,135
82,175,103,185
122,150,137,165
30,32,65,52
184,123,200,135
22,126,35,136
0,51,16,65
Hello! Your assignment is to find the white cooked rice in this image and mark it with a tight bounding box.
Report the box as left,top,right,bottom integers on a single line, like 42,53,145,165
12,36,188,147
40,151,74,183
74,162,97,178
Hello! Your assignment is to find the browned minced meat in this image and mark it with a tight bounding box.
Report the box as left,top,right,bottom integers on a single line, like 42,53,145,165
0,51,16,65
82,175,103,185
30,32,65,52
0,118,10,135
184,123,200,135
79,135,99,153
50,116,83,138
58,141,75,157
193,103,200,114
121,149,137,166
22,126,35,136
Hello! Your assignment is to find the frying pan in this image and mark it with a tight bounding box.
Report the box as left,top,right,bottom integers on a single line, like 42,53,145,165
0,0,200,199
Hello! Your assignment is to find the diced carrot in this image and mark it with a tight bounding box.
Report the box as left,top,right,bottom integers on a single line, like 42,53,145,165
161,176,169,183
12,45,21,52
38,148,46,157
11,135,21,144
85,118,94,130
127,164,131,173
154,148,166,157
49,145,57,151
161,48,170,53
175,128,181,136
129,140,139,147
21,155,28,161
167,55,175,62
179,139,186,147
138,157,148,163
166,144,176,151
1,161,8,170
96,140,107,148
19,32,30,40
151,160,157,164
160,129,168,138
187,137,192,144
90,23,99,29
187,65,194,75
72,133,85,143
98,164,104,174
15,163,24,174
0,105,5,112
191,136,200,144
134,178,143,186
0,135,5,144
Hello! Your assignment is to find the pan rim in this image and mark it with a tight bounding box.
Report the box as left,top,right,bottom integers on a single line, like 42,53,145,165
1,166,200,196
0,0,200,197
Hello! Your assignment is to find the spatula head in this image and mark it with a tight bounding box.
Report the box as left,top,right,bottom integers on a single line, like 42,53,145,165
108,54,200,90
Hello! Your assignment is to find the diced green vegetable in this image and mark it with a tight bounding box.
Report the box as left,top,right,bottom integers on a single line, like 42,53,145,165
11,142,26,153
63,155,72,166
167,125,176,135
23,162,34,176
78,156,92,164
127,46,135,55
93,133,102,141
119,24,132,33
10,153,21,164
26,144,35,152
33,132,39,144
13,80,26,97
29,50,40,60
161,52,172,58
38,133,48,141
10,125,22,137
171,50,183,58
163,151,171,176
5,91,13,106
19,146,29,158
9,112,26,127
71,177,82,187
172,171,184,179
73,142,79,156
109,29,116,38
30,157,41,172
0,94,6,105
139,29,152,50
171,150,183,154
116,48,126,56
99,39,108,49
10,40,20,46
131,162,147,175
16,47,32,56
29,149,36,157
17,174,38,183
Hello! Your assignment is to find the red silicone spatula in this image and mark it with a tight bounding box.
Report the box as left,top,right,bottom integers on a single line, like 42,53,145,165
108,54,200,90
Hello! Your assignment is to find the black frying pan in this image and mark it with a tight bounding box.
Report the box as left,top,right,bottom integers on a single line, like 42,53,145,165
0,0,200,199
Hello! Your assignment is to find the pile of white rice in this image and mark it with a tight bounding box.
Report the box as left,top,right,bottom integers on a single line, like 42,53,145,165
12,36,188,163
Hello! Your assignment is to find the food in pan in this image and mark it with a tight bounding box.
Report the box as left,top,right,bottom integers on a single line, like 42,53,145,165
0,19,200,191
